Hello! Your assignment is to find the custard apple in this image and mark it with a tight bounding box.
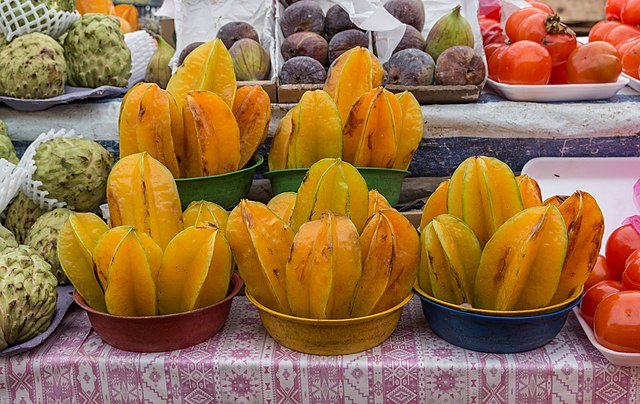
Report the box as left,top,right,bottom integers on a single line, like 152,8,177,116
0,121,18,164
3,193,46,244
0,33,66,99
63,14,132,88
33,137,114,211
32,0,76,12
25,208,71,284
0,33,6,49
0,245,57,349
0,226,17,253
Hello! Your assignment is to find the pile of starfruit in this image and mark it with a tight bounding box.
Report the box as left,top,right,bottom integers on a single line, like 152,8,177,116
227,158,420,319
119,38,270,178
269,47,423,171
417,156,605,311
57,153,235,316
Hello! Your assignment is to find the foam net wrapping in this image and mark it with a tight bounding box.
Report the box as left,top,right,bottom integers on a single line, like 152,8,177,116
0,0,79,41
0,159,27,215
125,30,157,87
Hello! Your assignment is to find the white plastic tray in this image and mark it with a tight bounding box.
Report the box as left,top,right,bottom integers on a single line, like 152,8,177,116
573,308,640,367
486,77,629,102
622,73,640,92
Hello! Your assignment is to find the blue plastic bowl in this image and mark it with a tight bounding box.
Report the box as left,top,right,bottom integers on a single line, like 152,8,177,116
415,289,583,353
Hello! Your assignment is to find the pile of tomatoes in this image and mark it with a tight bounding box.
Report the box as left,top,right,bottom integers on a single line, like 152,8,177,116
580,223,640,353
589,0,640,79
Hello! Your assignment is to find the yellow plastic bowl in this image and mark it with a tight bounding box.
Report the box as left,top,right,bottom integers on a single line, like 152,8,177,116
413,285,584,317
246,293,413,355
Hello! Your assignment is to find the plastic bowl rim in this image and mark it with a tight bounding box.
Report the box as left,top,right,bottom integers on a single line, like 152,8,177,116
246,292,413,325
174,154,264,183
264,166,411,178
414,285,583,320
74,272,244,320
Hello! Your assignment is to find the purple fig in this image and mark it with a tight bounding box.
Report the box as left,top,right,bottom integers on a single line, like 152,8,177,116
425,5,474,61
281,0,325,38
384,0,425,32
178,42,204,66
435,46,485,85
328,29,369,63
217,22,259,50
384,49,435,86
325,5,359,36
280,56,327,84
229,39,271,81
281,32,328,65
394,25,425,53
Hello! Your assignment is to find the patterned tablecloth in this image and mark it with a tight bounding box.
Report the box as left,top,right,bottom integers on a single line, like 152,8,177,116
1,297,638,403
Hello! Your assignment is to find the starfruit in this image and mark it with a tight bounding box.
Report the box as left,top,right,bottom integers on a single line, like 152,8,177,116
392,91,423,170
267,192,297,223
290,158,369,233
268,109,294,171
517,175,543,208
112,4,139,31
226,200,294,314
107,153,183,249
287,90,343,168
551,191,604,304
343,87,402,168
233,86,271,168
474,206,568,311
447,156,524,247
76,0,114,14
419,180,449,231
119,83,184,177
183,200,229,229
183,91,241,177
323,47,384,124
543,195,569,207
419,214,481,305
95,227,158,316
57,212,109,312
367,190,391,218
286,212,362,319
351,209,420,317
157,225,233,314
167,38,236,111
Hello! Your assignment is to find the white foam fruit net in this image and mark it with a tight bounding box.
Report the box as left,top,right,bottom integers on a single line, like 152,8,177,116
125,30,157,88
0,159,27,215
17,128,78,211
0,0,79,41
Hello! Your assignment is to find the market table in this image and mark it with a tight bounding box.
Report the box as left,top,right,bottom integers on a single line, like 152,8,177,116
1,297,638,403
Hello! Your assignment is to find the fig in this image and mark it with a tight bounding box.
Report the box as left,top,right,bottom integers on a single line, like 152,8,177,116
435,46,485,86
217,22,259,50
281,0,325,38
178,42,204,66
328,29,369,63
384,0,426,32
145,35,174,89
280,56,327,84
229,38,271,81
281,32,328,65
394,25,425,53
384,49,435,86
325,5,359,37
425,5,474,61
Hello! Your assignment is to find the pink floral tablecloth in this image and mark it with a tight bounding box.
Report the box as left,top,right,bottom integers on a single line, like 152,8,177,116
0,297,638,403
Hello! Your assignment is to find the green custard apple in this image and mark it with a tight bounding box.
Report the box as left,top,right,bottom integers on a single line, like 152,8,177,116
3,193,46,244
0,225,18,253
25,208,71,284
32,0,76,12
0,121,18,164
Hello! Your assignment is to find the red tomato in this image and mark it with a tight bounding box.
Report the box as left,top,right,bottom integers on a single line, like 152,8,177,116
584,255,616,291
606,224,640,278
567,41,622,83
622,249,640,289
604,24,640,48
549,62,568,84
589,20,622,42
498,40,552,84
527,0,555,14
621,39,640,78
621,0,640,26
594,291,640,353
506,8,545,42
606,0,628,20
580,280,625,328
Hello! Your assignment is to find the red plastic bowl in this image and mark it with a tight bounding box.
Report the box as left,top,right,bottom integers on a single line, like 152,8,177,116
74,272,243,352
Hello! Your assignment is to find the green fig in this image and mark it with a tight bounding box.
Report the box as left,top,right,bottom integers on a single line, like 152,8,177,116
145,36,175,89
425,5,474,62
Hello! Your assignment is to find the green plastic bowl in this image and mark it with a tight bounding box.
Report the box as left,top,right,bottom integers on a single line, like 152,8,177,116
175,155,264,210
264,166,409,206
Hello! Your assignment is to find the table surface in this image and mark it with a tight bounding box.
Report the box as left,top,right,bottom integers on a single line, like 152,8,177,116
1,297,638,404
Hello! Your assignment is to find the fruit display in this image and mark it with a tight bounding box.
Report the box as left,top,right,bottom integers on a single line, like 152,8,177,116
418,156,604,311
26,208,72,284
58,152,234,316
227,158,419,319
3,193,47,244
145,36,175,89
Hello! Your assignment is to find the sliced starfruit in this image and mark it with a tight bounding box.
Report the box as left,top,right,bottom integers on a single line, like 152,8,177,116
351,209,420,317
57,212,109,312
290,158,369,233
551,191,605,304
107,153,184,249
266,192,297,224
367,189,392,218
419,180,449,231
226,200,294,314
233,85,271,168
157,225,233,314
286,212,362,319
420,214,481,305
447,156,524,247
517,175,543,208
183,200,229,229
392,91,423,170
474,206,568,311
